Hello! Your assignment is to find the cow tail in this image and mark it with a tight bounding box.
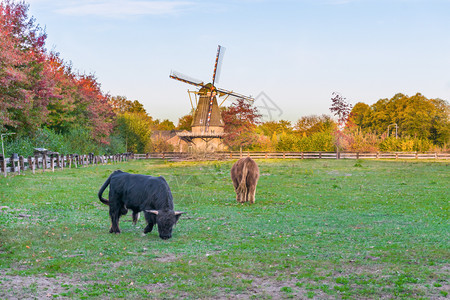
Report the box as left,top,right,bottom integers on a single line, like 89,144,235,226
237,160,249,195
98,174,112,206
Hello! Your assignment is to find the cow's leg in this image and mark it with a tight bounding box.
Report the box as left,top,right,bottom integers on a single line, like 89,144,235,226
247,183,257,204
232,179,240,202
235,188,244,203
109,207,121,234
238,191,246,203
132,210,139,225
143,212,155,234
108,189,123,233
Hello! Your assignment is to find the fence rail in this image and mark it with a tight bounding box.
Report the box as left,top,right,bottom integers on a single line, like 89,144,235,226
1,153,131,177
135,151,450,161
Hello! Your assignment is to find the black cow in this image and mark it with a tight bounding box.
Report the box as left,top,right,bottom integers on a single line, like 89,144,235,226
98,170,184,239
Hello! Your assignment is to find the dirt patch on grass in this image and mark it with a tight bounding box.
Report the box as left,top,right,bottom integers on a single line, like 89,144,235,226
207,273,336,299
0,271,82,299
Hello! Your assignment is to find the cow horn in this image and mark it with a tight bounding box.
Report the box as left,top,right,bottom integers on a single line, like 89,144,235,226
174,211,186,215
146,210,159,215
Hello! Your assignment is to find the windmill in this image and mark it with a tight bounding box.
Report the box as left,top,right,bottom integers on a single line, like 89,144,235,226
170,45,254,151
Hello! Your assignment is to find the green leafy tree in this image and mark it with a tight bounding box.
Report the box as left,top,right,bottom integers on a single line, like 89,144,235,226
348,103,371,129
350,93,450,146
115,112,152,153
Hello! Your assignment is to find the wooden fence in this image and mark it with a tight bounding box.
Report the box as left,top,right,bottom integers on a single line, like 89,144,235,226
1,153,132,177
134,151,450,161
2,151,448,177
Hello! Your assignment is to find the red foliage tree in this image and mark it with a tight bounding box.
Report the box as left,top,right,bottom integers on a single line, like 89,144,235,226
0,0,54,133
329,92,353,154
221,98,261,150
330,92,353,129
76,74,114,143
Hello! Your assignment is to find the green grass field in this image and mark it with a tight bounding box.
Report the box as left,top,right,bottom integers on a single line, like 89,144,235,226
0,159,449,299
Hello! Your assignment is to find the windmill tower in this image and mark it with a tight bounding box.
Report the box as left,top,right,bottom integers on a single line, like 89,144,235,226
170,45,254,152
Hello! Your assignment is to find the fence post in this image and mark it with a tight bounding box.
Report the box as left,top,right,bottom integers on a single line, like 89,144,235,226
19,156,25,174
415,152,418,159
0,155,6,177
283,152,285,159
395,153,398,159
319,152,322,159
301,152,304,159
34,154,40,170
50,154,55,172
42,154,47,172
28,156,35,174
10,154,19,174
356,152,360,159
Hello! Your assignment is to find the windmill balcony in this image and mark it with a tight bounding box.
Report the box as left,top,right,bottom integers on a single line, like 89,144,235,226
177,131,224,138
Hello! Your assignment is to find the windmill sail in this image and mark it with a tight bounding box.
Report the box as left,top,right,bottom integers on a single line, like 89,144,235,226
212,45,226,85
170,70,204,87
216,87,254,103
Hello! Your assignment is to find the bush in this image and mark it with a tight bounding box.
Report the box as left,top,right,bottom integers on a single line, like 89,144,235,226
379,137,433,152
3,127,127,157
4,128,67,157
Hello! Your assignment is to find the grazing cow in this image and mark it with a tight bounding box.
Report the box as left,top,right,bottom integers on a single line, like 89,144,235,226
98,170,184,239
231,157,260,204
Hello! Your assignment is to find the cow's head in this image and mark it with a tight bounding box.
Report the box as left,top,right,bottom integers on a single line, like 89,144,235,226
146,210,185,240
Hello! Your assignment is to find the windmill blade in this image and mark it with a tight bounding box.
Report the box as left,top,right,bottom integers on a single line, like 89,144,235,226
212,45,226,85
216,87,254,103
170,70,204,88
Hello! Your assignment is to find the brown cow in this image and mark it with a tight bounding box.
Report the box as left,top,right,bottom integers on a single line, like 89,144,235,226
230,157,260,204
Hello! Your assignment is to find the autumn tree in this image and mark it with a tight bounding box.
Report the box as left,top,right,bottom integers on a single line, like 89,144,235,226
330,92,353,129
0,0,54,134
152,119,176,131
221,98,261,150
329,92,353,154
176,114,193,131
74,74,114,144
109,95,146,114
257,120,293,136
294,115,336,136
1,1,115,147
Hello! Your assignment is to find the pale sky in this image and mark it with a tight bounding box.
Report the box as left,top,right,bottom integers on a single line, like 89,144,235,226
27,0,450,124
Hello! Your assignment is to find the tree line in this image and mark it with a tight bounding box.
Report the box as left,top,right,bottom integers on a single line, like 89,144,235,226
226,93,449,153
1,1,449,156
